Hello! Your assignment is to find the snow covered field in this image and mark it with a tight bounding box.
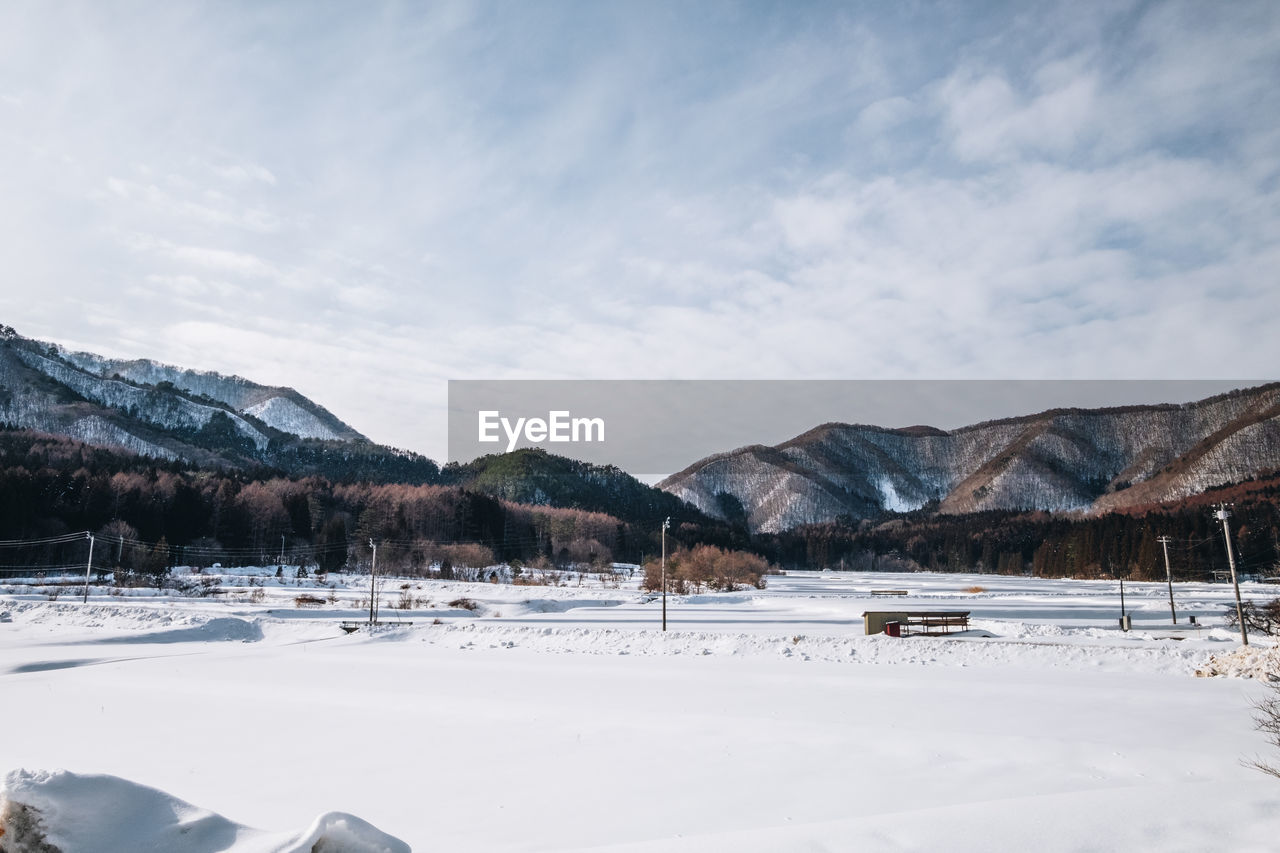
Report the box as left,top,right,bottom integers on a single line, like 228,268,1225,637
3,569,1279,851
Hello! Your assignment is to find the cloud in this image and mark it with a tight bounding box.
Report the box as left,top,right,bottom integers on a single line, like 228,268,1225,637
0,0,1276,463
208,162,277,186
100,174,282,233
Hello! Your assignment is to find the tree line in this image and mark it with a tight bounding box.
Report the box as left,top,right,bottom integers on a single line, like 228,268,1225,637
759,472,1280,580
0,430,666,576
3,427,1276,583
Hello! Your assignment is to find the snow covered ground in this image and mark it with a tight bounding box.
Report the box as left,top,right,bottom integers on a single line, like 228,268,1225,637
2,569,1279,851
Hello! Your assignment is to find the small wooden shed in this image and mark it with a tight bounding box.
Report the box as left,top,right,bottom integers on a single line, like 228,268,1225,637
862,611,910,635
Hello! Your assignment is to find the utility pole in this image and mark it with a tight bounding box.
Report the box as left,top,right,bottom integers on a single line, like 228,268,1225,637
1119,571,1129,631
1157,535,1177,624
368,538,378,628
82,532,95,604
661,517,670,632
1216,504,1248,646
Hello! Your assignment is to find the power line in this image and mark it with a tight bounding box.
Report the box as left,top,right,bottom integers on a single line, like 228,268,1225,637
0,532,91,547
0,564,97,574
0,527,563,576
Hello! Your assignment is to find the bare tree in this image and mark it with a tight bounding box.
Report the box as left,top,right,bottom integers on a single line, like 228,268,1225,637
1247,680,1280,780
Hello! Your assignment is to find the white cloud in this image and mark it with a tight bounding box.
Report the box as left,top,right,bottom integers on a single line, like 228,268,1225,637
850,95,916,141
0,0,1276,462
208,162,277,186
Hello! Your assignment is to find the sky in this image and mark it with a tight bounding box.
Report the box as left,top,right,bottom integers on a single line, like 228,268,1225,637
1,0,1278,460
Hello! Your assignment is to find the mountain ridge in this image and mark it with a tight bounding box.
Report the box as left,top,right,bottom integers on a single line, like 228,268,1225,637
0,325,436,483
58,345,364,442
659,383,1280,532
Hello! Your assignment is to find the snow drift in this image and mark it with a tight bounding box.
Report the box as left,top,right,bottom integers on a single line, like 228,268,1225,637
0,770,409,853
1195,644,1280,680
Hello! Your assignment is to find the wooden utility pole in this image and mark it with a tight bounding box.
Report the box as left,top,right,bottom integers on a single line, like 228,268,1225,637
1119,572,1128,631
82,532,95,604
661,517,670,632
1157,535,1176,624
1215,505,1248,646
368,538,378,628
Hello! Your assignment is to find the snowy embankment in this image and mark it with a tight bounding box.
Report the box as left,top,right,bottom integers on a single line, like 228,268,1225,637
0,770,408,853
392,620,1226,676
0,594,1253,678
5,567,1270,682
3,568,1277,679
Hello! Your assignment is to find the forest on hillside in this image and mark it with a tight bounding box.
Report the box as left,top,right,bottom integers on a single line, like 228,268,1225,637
762,473,1280,580
2,427,1276,583
0,431,670,577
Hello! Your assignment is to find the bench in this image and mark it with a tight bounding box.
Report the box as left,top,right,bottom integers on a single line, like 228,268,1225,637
900,611,970,636
863,610,970,636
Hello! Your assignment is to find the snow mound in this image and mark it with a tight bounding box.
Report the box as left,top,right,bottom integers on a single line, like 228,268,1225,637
187,616,264,642
682,594,753,605
1195,643,1280,680
506,598,627,615
5,603,263,643
0,769,409,853
107,616,264,644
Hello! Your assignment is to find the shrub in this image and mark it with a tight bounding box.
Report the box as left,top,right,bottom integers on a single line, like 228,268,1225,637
438,543,495,570
1248,679,1280,780
1225,598,1280,636
0,799,59,853
966,585,986,594
642,545,771,593
449,597,480,611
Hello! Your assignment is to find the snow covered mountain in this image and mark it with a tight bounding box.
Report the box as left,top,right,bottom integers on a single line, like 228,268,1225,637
0,325,436,481
60,346,362,442
659,384,1280,532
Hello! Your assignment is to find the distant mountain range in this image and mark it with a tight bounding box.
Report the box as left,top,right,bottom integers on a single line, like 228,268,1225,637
0,325,437,482
8,326,1278,538
659,384,1280,532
